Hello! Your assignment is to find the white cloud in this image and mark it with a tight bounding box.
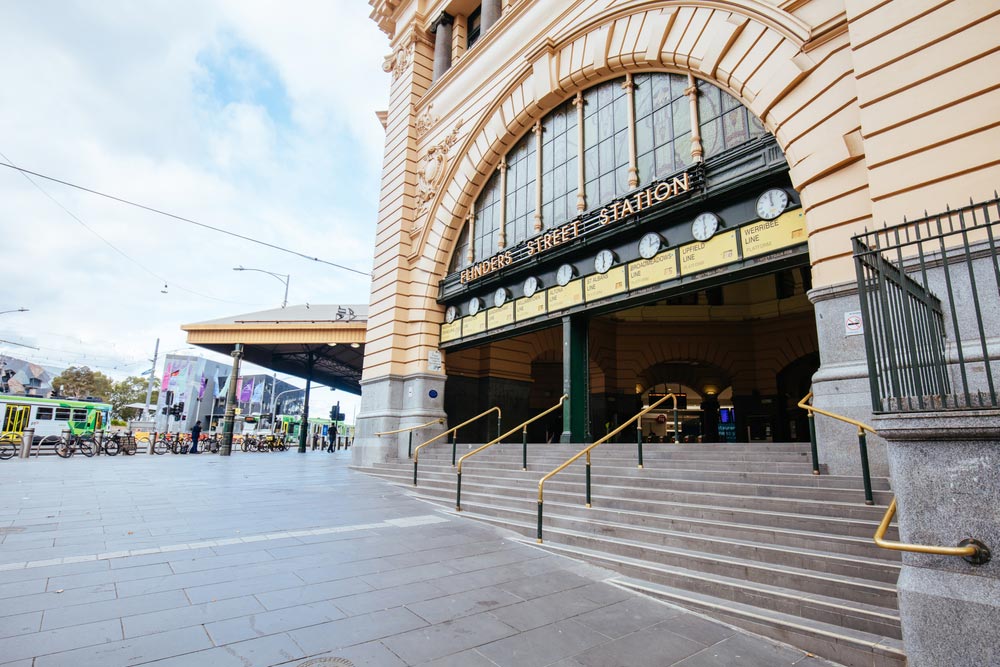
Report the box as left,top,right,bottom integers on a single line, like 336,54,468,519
0,0,389,420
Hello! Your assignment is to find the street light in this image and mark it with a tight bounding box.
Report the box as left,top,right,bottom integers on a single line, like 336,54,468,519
0,308,29,316
232,267,290,308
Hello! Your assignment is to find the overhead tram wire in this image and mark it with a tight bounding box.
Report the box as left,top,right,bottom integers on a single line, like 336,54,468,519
0,160,372,278
0,151,267,307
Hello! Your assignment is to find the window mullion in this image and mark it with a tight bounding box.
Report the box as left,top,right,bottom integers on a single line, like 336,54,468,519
466,212,475,263
498,157,508,249
573,92,585,212
623,73,639,188
533,121,543,231
686,73,704,163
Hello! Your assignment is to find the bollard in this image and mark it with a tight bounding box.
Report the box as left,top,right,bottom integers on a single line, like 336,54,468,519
149,431,157,455
94,429,103,456
20,428,34,459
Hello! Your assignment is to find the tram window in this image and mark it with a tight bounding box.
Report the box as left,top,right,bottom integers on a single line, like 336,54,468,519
55,408,71,421
36,407,54,420
72,409,88,421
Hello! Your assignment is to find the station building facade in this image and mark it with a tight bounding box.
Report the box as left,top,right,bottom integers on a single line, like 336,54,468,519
355,0,1000,475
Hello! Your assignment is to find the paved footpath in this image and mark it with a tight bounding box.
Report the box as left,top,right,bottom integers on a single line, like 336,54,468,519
0,451,834,667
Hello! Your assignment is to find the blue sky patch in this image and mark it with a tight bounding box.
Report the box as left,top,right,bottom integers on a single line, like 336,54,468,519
194,32,292,126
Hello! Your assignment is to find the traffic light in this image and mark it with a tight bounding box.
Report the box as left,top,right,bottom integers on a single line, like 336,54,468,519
165,390,174,406
329,401,344,422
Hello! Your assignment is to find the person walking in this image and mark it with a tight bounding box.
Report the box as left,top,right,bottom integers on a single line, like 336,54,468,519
327,422,338,452
189,420,202,454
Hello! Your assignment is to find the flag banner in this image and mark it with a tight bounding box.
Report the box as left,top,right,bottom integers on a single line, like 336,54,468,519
251,380,264,403
197,376,208,400
161,363,173,392
217,374,230,399
173,362,190,392
239,378,254,403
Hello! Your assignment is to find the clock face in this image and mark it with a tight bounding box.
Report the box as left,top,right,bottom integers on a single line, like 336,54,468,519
468,297,482,316
523,276,540,298
445,305,458,323
493,287,509,308
756,188,788,220
639,232,662,259
594,249,615,274
692,212,720,242
556,263,575,286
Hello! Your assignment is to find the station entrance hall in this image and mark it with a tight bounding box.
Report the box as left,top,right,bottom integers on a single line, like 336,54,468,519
436,73,817,446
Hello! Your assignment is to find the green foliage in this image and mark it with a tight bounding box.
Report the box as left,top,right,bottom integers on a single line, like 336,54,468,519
108,376,159,420
50,366,114,401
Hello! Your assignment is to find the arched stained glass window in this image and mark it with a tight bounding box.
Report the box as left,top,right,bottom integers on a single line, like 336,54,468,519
455,73,768,269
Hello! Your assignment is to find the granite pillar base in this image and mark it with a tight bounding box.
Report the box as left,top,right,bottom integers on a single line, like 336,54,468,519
352,373,447,466
873,409,1000,667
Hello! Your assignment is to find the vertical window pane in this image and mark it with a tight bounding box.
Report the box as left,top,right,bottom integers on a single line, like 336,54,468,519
722,108,749,149
700,117,722,156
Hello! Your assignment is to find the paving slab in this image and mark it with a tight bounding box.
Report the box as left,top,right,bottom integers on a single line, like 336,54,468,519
0,451,840,666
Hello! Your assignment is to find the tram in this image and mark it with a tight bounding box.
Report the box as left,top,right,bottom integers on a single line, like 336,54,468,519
0,395,112,438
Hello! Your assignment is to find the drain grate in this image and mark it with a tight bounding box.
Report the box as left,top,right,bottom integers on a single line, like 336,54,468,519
296,659,355,667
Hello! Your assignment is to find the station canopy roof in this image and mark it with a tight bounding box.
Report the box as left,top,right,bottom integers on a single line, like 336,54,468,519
181,304,367,394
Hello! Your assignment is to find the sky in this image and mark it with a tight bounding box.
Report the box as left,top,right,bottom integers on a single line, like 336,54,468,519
0,0,390,421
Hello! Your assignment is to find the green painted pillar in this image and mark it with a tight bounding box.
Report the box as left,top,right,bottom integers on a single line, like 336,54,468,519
561,315,590,443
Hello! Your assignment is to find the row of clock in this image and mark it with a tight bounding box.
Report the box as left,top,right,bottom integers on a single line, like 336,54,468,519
444,187,790,324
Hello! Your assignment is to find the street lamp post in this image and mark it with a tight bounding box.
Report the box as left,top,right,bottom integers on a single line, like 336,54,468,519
0,308,29,316
232,267,290,308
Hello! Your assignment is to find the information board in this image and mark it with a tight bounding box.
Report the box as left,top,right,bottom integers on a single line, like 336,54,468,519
487,302,515,329
679,230,739,276
740,209,806,258
440,320,462,343
515,292,547,322
585,266,627,301
463,312,486,336
628,249,678,289
547,280,584,311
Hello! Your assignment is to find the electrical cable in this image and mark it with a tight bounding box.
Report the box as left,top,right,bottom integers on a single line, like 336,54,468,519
0,159,372,277
0,150,267,306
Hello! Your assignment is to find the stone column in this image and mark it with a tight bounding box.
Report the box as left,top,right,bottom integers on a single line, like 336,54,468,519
872,410,998,666
431,13,454,81
481,0,502,33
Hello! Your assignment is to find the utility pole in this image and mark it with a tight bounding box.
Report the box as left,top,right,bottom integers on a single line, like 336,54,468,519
143,338,159,420
220,343,243,456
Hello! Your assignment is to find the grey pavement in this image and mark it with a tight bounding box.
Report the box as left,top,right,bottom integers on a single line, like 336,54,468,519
0,450,834,666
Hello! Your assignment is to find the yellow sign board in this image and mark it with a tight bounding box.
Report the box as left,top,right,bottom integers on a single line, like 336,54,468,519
628,249,678,289
515,292,547,322
585,266,627,301
740,209,806,258
440,320,461,343
487,302,515,329
463,312,486,336
679,230,739,276
547,280,584,311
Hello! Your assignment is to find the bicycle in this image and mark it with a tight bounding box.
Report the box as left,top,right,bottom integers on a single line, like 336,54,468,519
0,431,19,460
101,432,137,456
42,433,95,458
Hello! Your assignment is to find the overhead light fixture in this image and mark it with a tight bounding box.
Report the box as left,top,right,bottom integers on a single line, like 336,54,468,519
350,343,361,348
327,343,338,347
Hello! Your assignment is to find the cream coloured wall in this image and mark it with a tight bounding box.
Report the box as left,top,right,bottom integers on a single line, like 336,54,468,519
364,0,1000,384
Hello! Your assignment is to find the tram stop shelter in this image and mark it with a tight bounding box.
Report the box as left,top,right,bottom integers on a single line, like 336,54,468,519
181,305,367,446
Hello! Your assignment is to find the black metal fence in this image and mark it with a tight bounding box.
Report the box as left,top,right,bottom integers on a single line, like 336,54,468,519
852,196,1000,412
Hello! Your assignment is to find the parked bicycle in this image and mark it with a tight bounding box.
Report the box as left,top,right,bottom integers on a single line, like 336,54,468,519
100,432,137,456
42,433,95,458
0,431,19,460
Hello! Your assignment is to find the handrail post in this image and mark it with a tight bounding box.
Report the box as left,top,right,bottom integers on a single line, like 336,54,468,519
408,431,413,459
456,470,462,511
858,428,874,505
413,458,419,486
537,500,544,543
522,426,528,471
451,431,457,466
807,411,820,475
673,406,680,443
585,451,592,508
637,426,644,469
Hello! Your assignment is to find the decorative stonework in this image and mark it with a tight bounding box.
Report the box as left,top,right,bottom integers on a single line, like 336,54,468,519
415,104,438,139
415,120,464,220
381,36,413,82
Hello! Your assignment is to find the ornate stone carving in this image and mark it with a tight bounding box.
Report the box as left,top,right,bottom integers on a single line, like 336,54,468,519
381,36,413,82
415,120,464,219
415,104,438,139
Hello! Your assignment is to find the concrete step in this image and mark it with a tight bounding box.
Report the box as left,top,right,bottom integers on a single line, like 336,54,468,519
359,466,892,523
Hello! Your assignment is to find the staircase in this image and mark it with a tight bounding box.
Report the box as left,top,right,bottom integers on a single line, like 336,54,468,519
355,440,905,667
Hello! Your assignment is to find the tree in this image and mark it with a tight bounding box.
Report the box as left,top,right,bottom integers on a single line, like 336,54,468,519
50,366,114,401
108,376,160,420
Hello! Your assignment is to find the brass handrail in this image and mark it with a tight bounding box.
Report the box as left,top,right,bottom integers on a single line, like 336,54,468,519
375,418,445,437
412,406,501,486
874,498,989,563
376,418,445,459
800,392,990,564
455,395,568,511
535,393,677,543
797,391,875,503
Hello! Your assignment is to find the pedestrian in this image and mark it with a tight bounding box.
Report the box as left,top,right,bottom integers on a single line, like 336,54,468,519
327,422,338,452
190,420,202,454
312,432,318,450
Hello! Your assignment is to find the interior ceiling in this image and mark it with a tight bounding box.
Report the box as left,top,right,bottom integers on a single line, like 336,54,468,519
191,342,364,395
